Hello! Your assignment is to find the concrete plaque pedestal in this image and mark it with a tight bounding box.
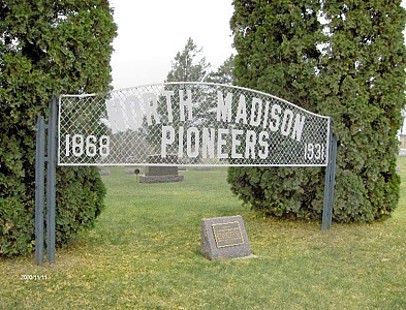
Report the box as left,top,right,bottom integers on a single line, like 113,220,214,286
201,215,251,260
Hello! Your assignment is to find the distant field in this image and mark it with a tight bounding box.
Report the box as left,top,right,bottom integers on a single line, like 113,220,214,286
1,160,405,309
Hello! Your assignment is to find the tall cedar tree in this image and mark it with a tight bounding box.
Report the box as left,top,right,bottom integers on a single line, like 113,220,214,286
228,0,326,220
318,1,406,221
228,0,406,222
0,0,117,256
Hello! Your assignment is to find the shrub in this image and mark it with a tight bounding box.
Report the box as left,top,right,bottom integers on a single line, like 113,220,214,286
0,1,116,257
228,0,405,222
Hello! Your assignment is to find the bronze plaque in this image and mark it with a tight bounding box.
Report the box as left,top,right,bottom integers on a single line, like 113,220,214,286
212,221,244,248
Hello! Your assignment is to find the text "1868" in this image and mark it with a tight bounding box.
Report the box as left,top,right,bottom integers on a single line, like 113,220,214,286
65,134,110,157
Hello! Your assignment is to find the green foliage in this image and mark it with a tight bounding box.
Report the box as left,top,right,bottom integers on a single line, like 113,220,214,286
228,0,406,222
317,0,406,222
229,0,325,221
146,38,213,155
0,197,35,256
206,54,235,85
166,37,210,82
0,0,117,257
55,167,106,246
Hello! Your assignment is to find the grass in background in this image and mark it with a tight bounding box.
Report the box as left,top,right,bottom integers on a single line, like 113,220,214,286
1,160,405,309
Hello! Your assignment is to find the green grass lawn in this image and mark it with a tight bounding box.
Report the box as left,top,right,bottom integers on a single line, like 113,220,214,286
1,160,405,309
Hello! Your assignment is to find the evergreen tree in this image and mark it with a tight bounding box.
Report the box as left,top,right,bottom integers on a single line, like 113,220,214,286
166,37,210,82
145,38,208,153
146,38,212,159
206,55,235,85
228,0,406,222
228,0,326,220
318,0,406,221
0,0,116,256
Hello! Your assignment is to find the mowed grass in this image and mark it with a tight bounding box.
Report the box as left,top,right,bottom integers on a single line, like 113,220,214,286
1,160,405,309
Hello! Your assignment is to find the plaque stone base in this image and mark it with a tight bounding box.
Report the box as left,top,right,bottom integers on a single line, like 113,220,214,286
201,215,251,260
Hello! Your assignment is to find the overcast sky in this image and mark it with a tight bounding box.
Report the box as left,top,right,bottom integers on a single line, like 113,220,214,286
109,0,234,90
110,1,406,91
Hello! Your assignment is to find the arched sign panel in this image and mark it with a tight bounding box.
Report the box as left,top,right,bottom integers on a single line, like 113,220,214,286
58,82,330,167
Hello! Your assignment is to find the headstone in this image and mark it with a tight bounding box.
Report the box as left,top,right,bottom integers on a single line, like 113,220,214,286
201,215,252,260
139,155,184,183
126,167,142,174
98,168,110,176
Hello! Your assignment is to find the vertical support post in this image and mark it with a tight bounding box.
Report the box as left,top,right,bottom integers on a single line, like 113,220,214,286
35,116,46,265
322,127,338,231
46,97,58,263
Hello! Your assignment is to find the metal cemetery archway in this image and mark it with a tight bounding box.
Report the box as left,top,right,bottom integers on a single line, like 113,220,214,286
35,83,337,265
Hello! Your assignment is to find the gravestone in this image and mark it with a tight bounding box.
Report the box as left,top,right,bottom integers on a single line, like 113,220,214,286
126,167,142,174
201,215,252,260
98,168,110,176
139,155,184,183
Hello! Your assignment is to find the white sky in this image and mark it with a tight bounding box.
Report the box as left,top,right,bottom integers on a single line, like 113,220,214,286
109,0,234,90
110,1,406,136
110,1,406,91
